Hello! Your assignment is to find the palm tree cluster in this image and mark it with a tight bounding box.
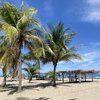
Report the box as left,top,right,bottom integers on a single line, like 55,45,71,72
0,2,82,92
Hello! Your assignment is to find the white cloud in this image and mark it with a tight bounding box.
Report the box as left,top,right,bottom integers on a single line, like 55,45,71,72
58,61,65,65
55,42,100,70
86,0,100,4
82,12,100,22
82,0,100,23
73,51,100,68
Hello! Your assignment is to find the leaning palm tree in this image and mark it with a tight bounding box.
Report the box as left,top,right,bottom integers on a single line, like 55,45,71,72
41,22,81,86
23,63,39,82
0,2,43,92
0,36,9,87
0,52,7,87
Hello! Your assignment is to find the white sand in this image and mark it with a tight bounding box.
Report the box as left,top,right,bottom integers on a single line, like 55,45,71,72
0,77,100,100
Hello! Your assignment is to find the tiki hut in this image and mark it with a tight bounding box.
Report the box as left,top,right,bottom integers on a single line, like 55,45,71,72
59,70,99,83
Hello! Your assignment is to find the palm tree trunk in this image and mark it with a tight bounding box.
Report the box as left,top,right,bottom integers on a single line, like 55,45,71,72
52,63,57,87
12,64,17,79
18,59,22,92
1,68,6,87
29,75,32,83
11,66,16,79
17,43,23,92
16,36,23,92
12,68,15,79
37,60,40,79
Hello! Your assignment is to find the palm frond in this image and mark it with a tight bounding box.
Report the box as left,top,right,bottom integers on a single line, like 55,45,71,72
59,53,82,61
25,34,43,45
17,7,37,29
0,3,20,26
68,44,84,52
20,2,24,12
23,62,39,75
64,32,76,45
2,23,18,42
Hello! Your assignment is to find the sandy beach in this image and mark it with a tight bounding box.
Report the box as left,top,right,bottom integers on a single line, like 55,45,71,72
0,78,100,100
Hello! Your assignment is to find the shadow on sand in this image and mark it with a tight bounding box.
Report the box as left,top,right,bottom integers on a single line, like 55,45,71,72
16,97,30,100
15,97,50,100
69,98,78,100
0,82,52,95
0,80,95,95
33,97,50,100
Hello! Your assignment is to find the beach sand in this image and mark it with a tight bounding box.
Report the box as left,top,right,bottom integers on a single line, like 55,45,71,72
0,78,100,100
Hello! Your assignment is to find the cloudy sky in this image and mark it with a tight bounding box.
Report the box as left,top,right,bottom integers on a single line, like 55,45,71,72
1,0,100,72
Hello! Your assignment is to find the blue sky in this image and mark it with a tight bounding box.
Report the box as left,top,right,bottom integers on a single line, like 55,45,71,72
1,0,100,73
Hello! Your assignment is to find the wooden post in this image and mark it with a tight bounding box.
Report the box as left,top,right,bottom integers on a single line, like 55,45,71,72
62,73,64,83
85,74,86,82
69,73,71,82
75,74,77,82
79,72,81,83
58,73,60,80
92,73,94,82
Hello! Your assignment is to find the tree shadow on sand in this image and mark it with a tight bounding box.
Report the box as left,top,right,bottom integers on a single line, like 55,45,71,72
69,98,78,100
15,97,50,100
33,97,50,100
15,97,30,100
0,84,18,93
0,82,52,95
0,80,89,95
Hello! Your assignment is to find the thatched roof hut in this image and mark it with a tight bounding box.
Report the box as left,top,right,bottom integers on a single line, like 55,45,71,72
58,70,99,83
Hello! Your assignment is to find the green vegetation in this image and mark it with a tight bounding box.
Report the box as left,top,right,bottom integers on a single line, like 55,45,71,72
23,63,39,82
0,2,43,92
41,22,81,86
47,71,54,80
0,2,82,92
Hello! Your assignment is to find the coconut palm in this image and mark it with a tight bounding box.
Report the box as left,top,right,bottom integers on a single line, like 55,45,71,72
41,22,81,86
0,51,7,87
0,2,43,92
23,63,39,82
0,36,9,87
47,71,54,80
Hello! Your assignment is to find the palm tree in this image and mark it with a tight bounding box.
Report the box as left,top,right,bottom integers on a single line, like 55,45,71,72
0,36,8,87
23,63,39,82
41,22,81,86
0,2,43,92
47,71,54,80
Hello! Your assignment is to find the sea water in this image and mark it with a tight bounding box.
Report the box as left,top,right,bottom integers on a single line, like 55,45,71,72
56,73,100,79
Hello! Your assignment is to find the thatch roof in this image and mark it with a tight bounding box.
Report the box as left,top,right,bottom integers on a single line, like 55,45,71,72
59,70,99,74
32,70,99,75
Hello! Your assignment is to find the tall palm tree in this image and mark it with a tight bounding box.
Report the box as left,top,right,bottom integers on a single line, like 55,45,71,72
0,36,8,87
0,2,43,92
41,22,81,86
